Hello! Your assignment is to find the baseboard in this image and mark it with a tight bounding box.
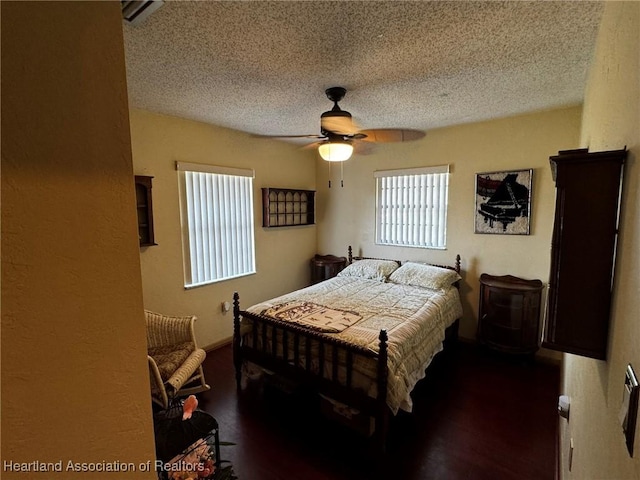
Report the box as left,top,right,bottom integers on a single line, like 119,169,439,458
457,335,562,366
203,336,232,352
456,335,476,345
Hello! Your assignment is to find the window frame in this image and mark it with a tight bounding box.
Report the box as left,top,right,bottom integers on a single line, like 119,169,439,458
177,161,256,288
374,165,450,250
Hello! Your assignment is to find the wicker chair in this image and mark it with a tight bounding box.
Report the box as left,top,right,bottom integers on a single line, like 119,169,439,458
145,310,210,409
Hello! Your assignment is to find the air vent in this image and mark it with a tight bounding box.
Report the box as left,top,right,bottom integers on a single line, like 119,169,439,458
121,0,164,26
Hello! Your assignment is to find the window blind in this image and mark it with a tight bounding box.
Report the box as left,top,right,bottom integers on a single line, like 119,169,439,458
375,165,449,249
177,162,256,287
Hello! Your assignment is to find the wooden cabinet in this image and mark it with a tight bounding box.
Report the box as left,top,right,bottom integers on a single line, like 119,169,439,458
262,188,315,228
543,148,626,359
134,175,156,247
310,254,347,284
478,274,544,355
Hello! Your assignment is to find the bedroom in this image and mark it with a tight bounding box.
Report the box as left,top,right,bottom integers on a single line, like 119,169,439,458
1,1,638,480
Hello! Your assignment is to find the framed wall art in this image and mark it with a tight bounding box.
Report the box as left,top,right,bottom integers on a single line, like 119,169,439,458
474,169,532,235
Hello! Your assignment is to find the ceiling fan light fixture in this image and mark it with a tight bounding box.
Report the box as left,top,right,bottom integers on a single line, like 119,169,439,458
318,141,353,162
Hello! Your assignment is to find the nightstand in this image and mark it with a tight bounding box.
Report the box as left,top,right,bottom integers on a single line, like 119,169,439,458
310,254,347,284
477,273,544,355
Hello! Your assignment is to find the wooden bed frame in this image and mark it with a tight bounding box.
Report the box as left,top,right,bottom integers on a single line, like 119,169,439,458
232,246,462,450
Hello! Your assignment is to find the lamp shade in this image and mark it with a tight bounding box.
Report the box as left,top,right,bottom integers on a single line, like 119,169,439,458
318,141,353,162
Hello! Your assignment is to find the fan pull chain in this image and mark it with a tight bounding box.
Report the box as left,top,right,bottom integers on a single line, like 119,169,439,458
327,162,345,188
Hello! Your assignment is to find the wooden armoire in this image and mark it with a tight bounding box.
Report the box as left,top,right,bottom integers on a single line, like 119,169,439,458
543,148,626,359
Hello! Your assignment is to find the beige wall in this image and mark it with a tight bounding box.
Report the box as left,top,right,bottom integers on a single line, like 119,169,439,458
317,107,581,344
560,2,640,479
132,107,581,351
1,2,155,478
129,110,317,349
3,1,635,478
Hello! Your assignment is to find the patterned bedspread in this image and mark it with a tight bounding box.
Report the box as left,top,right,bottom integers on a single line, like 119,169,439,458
260,301,362,333
245,276,463,414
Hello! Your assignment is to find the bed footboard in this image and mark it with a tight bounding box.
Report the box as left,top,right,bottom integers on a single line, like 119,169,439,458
232,291,390,449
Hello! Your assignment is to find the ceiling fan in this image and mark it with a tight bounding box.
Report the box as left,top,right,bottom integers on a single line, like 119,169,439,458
259,87,425,162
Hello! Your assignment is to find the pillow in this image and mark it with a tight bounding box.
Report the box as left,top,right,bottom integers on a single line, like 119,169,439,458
388,262,461,290
336,259,399,282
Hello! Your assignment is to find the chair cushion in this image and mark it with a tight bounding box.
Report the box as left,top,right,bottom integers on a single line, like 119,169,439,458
148,342,195,382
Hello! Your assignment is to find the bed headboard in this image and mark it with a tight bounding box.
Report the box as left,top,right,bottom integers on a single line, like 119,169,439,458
347,245,461,275
347,245,401,267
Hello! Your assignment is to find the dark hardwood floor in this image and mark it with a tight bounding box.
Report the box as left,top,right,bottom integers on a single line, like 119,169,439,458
197,341,559,480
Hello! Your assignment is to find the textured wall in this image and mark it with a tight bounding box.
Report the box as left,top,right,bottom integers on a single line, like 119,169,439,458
130,107,580,357
1,2,155,478
561,2,640,479
316,106,581,348
129,109,317,349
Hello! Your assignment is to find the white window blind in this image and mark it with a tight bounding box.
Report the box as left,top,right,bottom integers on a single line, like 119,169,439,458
375,165,450,249
177,162,256,288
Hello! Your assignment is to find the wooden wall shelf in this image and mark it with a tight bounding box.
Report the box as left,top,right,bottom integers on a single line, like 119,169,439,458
262,187,315,228
135,175,157,247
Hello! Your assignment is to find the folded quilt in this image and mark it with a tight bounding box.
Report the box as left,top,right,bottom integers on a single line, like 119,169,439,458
261,301,362,333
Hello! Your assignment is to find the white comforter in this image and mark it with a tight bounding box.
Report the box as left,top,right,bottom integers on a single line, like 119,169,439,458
245,276,463,414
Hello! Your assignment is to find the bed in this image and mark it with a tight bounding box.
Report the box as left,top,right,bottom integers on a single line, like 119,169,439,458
232,246,463,449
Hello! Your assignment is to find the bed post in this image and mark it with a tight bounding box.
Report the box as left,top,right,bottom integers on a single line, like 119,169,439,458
375,329,389,453
450,255,462,345
232,291,242,390
348,245,353,264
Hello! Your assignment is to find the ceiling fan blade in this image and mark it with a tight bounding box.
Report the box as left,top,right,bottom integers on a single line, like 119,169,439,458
320,116,361,135
353,140,376,155
252,133,326,139
358,129,426,143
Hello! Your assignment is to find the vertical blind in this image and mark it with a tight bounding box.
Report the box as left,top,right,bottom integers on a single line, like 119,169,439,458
375,165,450,249
177,162,256,287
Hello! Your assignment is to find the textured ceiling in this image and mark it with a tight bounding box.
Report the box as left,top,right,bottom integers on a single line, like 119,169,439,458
123,1,604,140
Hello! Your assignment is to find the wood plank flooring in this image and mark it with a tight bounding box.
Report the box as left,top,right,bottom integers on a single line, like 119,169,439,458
197,341,559,480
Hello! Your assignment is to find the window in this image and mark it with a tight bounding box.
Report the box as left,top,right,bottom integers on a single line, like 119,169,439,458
177,162,256,288
375,165,450,249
